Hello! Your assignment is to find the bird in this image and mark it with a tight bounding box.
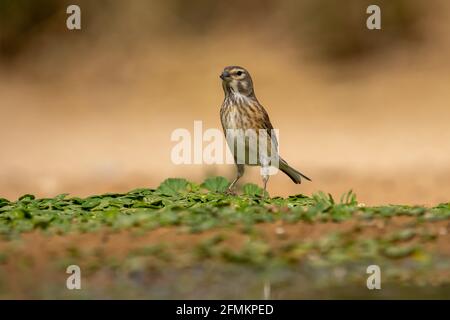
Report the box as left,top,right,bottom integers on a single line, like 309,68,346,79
219,65,311,195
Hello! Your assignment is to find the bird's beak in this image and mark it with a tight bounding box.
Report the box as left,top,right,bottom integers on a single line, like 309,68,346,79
220,71,230,80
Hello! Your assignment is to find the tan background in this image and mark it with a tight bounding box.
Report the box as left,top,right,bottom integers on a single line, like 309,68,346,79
0,0,449,205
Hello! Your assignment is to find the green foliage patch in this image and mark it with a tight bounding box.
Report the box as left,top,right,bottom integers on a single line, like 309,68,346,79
0,177,448,237
0,177,449,298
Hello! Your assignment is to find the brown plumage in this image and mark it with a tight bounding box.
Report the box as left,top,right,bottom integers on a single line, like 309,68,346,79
219,66,311,195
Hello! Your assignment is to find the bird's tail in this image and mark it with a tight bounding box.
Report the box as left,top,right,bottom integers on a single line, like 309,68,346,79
279,158,311,184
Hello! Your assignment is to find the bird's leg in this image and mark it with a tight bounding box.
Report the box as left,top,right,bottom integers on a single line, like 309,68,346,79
259,135,273,199
260,164,270,198
262,174,269,198
226,164,245,194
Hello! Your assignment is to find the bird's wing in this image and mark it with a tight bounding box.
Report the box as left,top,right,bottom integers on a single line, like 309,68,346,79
253,103,279,152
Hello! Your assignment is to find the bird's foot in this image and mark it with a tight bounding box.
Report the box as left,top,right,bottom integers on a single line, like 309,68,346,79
258,190,270,199
224,188,238,196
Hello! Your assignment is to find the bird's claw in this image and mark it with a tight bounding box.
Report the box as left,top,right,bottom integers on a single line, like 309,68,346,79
224,188,237,196
258,191,270,199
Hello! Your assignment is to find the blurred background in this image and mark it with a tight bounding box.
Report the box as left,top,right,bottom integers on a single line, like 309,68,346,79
0,0,449,205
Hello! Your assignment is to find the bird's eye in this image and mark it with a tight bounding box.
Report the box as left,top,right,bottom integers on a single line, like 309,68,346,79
236,71,243,76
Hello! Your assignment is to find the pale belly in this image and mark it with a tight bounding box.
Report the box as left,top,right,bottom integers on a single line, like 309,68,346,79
222,109,275,167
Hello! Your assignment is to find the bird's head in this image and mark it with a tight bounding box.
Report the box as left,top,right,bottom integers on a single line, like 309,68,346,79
220,66,254,97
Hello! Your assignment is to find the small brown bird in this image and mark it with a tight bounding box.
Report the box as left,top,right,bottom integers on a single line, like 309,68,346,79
219,65,311,195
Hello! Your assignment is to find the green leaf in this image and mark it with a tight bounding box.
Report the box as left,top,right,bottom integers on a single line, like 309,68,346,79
0,198,10,208
435,202,450,209
201,176,230,193
382,245,418,259
340,190,357,205
18,194,35,201
388,229,416,242
312,191,333,207
81,198,101,209
157,178,189,196
242,183,265,197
